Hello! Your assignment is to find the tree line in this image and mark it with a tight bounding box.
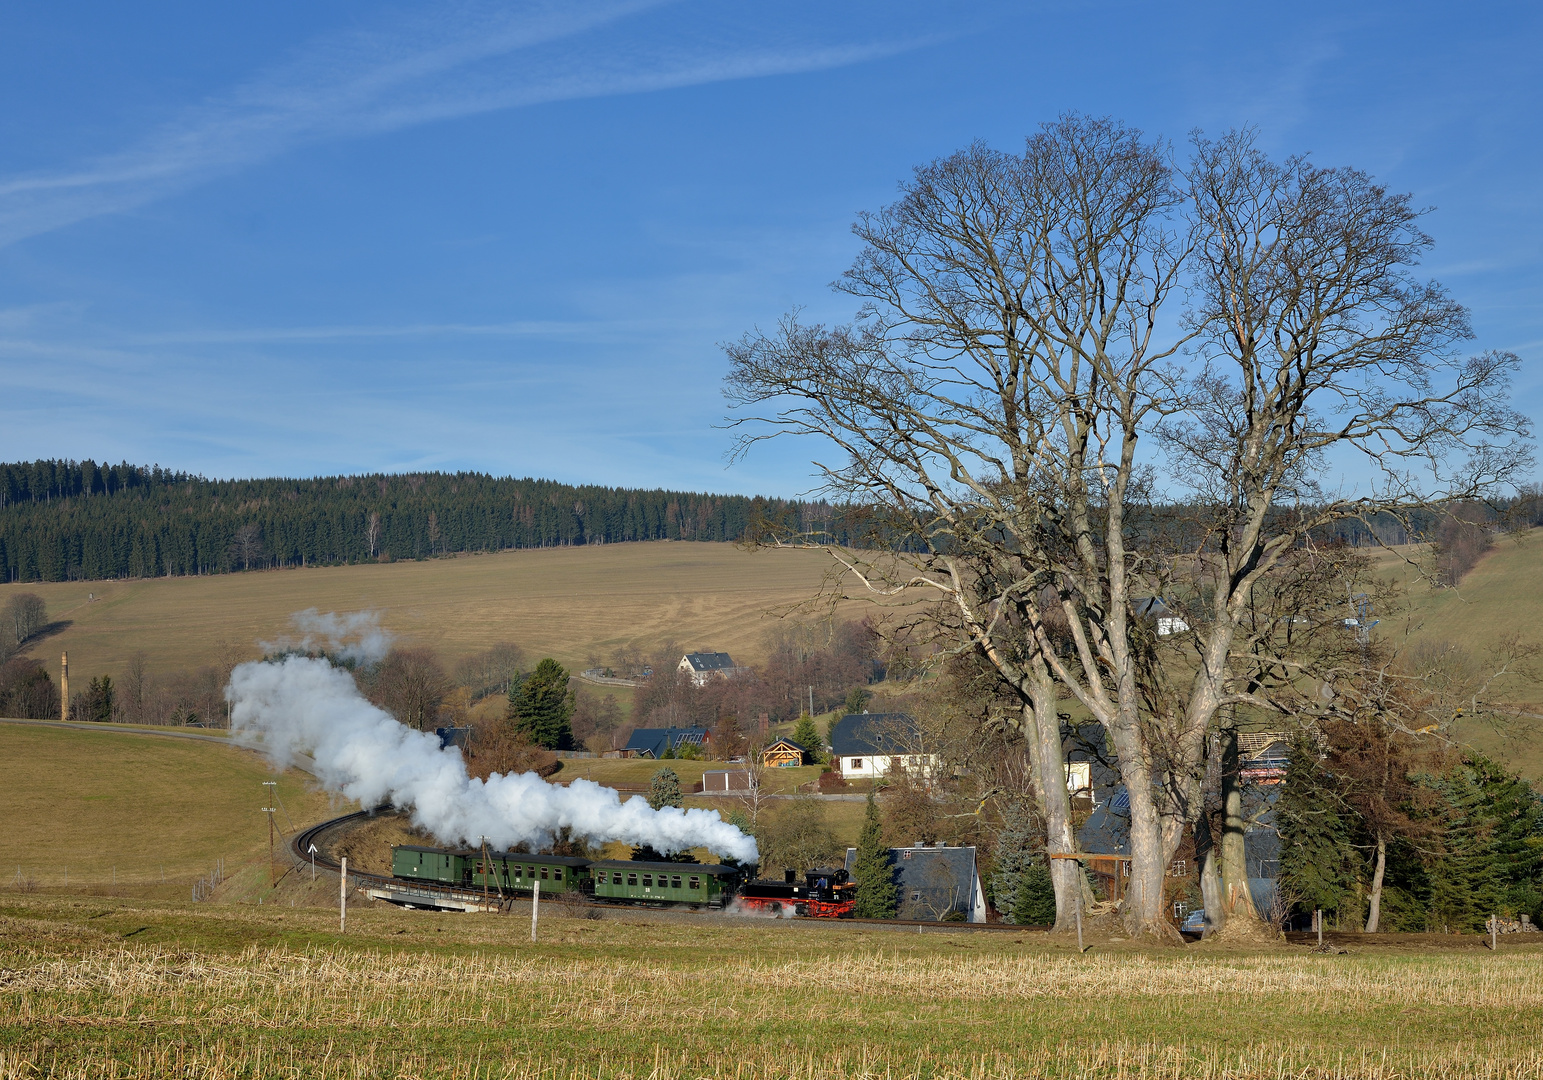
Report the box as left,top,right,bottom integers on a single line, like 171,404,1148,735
0,461,834,582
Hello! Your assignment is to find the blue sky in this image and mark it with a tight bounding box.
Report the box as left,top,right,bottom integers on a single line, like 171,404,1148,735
1,1,1539,497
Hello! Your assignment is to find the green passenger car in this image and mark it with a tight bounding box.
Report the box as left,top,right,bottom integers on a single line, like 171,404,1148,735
391,844,472,885
470,852,589,895
589,860,739,908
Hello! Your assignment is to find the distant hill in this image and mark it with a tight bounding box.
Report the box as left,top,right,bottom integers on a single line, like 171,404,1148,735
0,459,829,583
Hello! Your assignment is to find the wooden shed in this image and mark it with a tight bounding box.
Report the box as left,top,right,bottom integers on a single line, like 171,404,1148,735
761,737,807,768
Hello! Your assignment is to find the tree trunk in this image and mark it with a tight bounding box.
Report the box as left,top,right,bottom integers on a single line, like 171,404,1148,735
1109,713,1181,941
1196,739,1224,935
1218,724,1262,924
1022,672,1083,932
1365,834,1386,933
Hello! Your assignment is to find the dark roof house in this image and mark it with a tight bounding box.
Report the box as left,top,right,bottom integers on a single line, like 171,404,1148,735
621,726,709,759
678,652,744,684
828,712,921,757
843,842,986,922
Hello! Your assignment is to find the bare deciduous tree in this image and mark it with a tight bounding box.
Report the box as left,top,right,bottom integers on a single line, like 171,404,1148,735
373,647,451,731
725,117,1528,940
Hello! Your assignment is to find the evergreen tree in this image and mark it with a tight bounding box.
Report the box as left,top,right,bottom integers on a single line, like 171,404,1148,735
1276,736,1358,922
647,766,682,810
1427,759,1503,932
505,658,574,750
988,802,1040,922
1468,755,1543,921
1012,863,1057,926
853,790,898,918
791,712,823,763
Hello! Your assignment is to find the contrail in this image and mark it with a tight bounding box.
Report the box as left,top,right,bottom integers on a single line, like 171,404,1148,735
227,645,756,862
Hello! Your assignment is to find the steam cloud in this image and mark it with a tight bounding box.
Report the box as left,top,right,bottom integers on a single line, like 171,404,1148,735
260,608,395,665
228,617,757,862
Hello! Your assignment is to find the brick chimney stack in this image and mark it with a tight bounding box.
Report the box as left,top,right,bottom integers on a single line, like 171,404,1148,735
60,652,68,722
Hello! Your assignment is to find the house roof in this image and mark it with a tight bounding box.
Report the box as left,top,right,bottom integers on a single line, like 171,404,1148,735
762,736,806,753
829,713,921,757
681,652,738,672
843,843,980,921
623,726,709,758
1131,597,1175,617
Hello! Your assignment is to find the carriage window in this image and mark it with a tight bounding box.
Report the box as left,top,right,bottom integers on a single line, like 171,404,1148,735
595,871,606,884
527,866,536,879
689,877,701,890
671,876,682,889
514,865,522,879
553,867,563,881
627,873,637,886
644,874,655,887
540,866,549,880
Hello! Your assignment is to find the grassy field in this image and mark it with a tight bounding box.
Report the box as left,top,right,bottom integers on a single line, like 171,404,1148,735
550,758,825,793
1368,538,1543,777
0,723,332,889
2,894,1542,1079
0,541,866,687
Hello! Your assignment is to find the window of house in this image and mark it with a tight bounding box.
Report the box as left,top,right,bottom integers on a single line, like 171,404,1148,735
627,873,637,886
689,877,701,890
671,876,682,889
850,758,863,770
912,892,921,901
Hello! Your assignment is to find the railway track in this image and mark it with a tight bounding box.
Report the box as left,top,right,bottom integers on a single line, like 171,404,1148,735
290,809,1042,932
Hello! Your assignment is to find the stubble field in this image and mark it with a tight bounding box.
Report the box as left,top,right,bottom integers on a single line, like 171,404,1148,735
2,895,1542,1080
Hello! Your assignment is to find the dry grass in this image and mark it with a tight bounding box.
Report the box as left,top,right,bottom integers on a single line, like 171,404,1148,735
0,725,331,886
553,759,824,793
0,541,863,685
2,896,1542,1078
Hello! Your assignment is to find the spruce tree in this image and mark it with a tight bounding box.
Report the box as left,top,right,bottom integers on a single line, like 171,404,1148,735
1012,863,1057,926
505,658,574,750
989,803,1039,922
1276,735,1358,922
790,713,823,763
647,766,682,810
1428,759,1502,932
853,790,897,918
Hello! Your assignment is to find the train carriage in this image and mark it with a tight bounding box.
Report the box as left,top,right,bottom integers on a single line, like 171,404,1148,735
472,852,589,895
391,844,473,885
589,859,738,908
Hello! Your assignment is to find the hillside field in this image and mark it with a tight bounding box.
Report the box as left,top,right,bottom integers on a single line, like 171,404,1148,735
0,722,331,889
0,541,865,686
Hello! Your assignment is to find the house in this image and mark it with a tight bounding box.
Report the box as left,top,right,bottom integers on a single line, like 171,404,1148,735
843,842,987,922
678,651,745,686
1132,597,1190,636
829,712,935,779
760,737,807,768
621,726,710,759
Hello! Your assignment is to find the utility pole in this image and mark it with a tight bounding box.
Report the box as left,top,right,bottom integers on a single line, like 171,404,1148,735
261,782,278,886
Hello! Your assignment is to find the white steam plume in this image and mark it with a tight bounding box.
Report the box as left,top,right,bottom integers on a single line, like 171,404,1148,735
228,654,757,862
260,608,394,665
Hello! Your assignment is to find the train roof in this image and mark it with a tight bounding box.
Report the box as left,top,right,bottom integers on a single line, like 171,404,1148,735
488,852,591,867
391,845,589,866
590,859,740,875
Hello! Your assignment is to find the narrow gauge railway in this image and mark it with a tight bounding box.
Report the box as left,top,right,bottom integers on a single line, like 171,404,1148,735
291,810,1032,931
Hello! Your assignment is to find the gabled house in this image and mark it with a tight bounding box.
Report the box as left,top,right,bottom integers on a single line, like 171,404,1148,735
829,712,934,779
760,736,807,768
1132,597,1190,636
843,842,986,922
621,726,710,759
678,652,745,686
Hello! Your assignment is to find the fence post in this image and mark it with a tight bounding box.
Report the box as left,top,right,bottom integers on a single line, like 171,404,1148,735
340,857,347,933
531,880,540,942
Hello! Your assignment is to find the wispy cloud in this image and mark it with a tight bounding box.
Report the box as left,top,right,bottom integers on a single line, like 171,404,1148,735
0,0,928,247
